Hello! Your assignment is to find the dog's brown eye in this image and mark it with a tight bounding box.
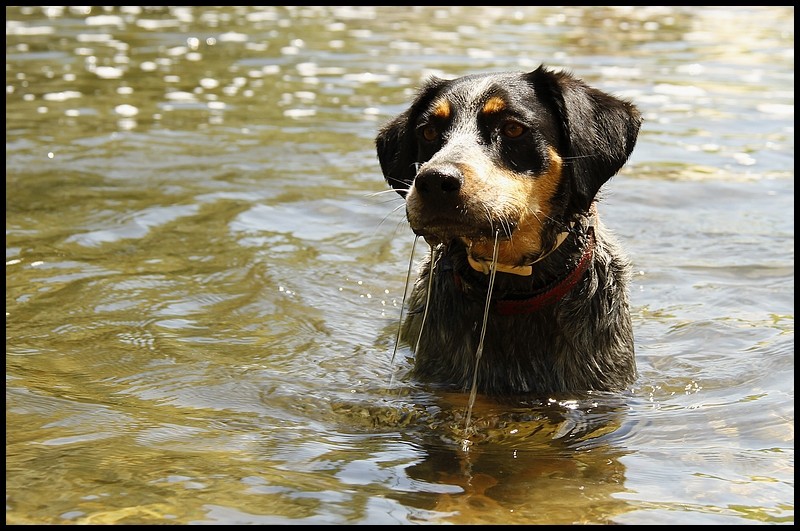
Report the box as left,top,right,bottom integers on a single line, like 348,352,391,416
421,125,438,142
501,121,526,139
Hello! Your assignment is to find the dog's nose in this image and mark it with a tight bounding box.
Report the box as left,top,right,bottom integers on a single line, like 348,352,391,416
414,167,462,199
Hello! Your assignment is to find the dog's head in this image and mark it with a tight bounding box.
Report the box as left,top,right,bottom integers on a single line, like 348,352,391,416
375,65,641,266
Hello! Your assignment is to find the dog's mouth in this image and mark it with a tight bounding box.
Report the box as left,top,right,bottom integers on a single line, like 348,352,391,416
410,218,538,271
410,219,514,247
408,210,562,272
405,193,553,268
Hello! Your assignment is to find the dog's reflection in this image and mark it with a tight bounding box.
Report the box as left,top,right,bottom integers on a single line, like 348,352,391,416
388,391,635,524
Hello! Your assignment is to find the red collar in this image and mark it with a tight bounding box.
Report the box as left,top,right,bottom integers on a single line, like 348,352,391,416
453,227,596,316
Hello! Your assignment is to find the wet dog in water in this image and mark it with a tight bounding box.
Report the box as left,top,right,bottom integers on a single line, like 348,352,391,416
376,66,641,396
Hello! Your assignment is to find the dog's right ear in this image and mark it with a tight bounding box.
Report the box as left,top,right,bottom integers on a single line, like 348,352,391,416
375,110,416,196
375,77,447,197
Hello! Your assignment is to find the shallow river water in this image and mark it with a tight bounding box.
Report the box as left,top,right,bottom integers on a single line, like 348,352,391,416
5,6,794,525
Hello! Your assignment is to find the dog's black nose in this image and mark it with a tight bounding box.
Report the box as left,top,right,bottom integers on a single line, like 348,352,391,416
414,167,462,199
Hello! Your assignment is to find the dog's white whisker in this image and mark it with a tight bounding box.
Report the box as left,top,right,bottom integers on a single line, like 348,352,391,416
561,153,600,161
463,230,500,438
367,188,407,198
376,203,409,231
528,207,573,233
385,203,407,219
500,216,513,239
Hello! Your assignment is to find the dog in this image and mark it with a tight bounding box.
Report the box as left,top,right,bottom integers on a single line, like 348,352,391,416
375,65,641,396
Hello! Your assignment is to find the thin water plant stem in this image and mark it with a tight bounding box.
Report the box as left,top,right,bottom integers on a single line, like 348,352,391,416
414,244,438,354
464,230,500,433
390,235,419,367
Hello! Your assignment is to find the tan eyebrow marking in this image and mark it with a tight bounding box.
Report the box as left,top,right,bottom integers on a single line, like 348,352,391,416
482,96,506,114
431,98,451,119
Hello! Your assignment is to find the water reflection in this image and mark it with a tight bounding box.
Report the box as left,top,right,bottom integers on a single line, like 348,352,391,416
400,442,631,525
325,389,638,524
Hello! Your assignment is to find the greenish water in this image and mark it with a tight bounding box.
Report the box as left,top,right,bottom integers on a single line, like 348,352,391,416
6,6,794,525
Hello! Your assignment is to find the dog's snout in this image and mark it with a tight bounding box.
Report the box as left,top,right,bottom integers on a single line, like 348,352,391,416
414,167,462,199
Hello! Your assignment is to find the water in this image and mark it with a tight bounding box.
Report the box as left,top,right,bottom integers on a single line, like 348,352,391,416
5,6,794,525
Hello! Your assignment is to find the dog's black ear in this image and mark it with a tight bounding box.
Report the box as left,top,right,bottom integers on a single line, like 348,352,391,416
527,65,642,212
376,77,447,197
375,110,416,196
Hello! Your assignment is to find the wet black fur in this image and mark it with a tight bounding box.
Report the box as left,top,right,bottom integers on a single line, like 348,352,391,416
375,66,641,396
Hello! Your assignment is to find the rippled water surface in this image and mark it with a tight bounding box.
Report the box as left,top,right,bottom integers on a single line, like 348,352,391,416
6,6,794,525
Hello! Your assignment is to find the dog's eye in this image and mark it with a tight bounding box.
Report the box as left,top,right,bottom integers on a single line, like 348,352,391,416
501,121,526,139
420,125,438,142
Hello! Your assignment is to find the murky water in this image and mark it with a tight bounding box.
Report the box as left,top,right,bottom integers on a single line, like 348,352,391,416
6,6,794,525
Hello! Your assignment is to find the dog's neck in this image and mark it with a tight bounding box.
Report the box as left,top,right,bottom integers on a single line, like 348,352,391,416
445,210,598,313
465,207,596,278
465,229,572,276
